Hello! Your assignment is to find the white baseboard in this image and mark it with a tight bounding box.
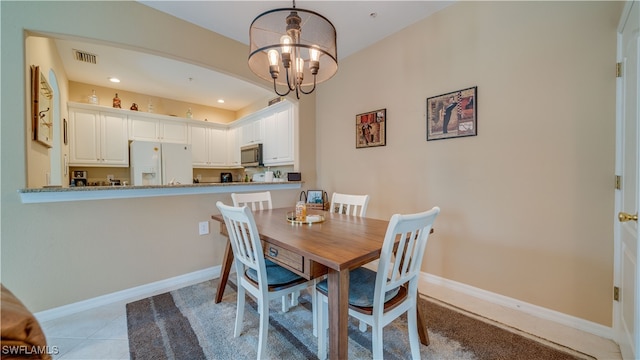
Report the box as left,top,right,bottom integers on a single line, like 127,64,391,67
35,266,220,323
419,272,614,341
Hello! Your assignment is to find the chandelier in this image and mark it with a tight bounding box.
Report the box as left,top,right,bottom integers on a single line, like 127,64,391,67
248,1,338,99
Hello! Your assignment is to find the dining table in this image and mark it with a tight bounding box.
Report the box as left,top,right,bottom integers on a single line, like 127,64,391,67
211,207,430,360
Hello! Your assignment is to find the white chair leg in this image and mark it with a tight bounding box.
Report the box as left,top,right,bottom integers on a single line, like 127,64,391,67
312,285,318,337
359,320,367,332
371,323,384,360
281,295,290,312
257,298,269,360
317,293,328,360
407,304,421,360
291,290,300,307
234,287,245,337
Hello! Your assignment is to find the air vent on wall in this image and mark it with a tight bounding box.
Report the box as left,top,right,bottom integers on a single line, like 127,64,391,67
73,49,97,64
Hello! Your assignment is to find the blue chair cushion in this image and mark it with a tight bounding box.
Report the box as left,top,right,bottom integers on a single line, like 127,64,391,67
246,259,303,286
316,267,400,307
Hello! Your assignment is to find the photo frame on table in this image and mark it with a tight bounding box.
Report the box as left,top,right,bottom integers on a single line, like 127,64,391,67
306,190,324,204
356,108,386,148
426,86,477,141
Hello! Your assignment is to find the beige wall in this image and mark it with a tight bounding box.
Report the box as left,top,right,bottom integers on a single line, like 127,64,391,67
67,81,238,124
0,0,622,329
316,1,622,326
1,1,314,312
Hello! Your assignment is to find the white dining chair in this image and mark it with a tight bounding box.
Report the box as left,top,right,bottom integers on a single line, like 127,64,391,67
231,191,302,312
330,192,370,216
216,201,314,360
315,192,371,334
231,191,273,211
316,206,440,360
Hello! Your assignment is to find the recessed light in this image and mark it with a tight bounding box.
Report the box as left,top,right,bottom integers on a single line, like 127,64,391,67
217,99,225,104
108,77,120,83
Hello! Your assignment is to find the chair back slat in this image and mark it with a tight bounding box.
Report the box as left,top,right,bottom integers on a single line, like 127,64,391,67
232,191,273,211
330,193,370,217
375,207,440,310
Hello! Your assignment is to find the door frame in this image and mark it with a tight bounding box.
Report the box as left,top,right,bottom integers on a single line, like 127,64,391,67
614,1,639,359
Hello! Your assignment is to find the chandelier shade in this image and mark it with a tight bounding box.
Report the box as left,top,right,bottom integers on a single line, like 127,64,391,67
248,5,338,98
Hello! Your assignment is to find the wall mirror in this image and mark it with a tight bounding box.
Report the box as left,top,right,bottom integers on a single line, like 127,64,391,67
31,65,54,148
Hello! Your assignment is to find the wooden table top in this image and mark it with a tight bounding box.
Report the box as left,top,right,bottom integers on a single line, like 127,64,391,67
211,207,390,271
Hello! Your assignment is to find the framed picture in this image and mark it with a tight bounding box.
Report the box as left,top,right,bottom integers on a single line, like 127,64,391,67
426,86,477,141
356,109,386,148
306,190,324,204
31,65,54,148
63,118,68,145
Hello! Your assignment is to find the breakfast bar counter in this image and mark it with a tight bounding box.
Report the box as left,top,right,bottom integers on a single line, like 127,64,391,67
18,181,302,204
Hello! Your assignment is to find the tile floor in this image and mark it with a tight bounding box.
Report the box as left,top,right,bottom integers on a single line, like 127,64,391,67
40,301,130,360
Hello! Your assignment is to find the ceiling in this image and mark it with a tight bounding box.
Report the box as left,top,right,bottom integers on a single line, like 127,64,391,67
55,1,452,112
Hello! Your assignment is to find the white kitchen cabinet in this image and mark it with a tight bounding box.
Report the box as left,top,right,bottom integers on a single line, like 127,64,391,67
240,117,264,146
129,116,188,143
263,105,294,166
189,123,228,168
69,107,128,167
227,127,241,166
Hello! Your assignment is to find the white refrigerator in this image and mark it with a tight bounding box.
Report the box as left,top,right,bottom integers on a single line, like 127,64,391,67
129,141,193,185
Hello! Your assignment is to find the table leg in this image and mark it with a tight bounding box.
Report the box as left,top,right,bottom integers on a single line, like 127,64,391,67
417,304,430,345
327,269,349,360
215,240,234,303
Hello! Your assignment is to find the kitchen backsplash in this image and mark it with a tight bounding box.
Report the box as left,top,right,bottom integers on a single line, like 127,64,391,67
70,165,295,185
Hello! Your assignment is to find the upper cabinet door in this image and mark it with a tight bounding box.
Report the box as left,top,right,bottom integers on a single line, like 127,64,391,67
161,120,188,143
69,106,128,167
128,116,159,142
69,108,101,165
129,116,187,143
189,123,229,168
263,106,294,166
227,127,241,166
100,113,128,165
189,124,209,166
208,126,228,166
241,118,264,146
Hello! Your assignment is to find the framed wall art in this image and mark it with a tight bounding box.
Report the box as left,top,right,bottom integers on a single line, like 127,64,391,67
63,118,68,145
356,108,386,148
426,86,477,141
31,65,54,147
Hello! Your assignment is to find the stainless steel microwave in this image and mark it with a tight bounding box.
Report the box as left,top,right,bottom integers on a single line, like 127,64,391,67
241,143,263,167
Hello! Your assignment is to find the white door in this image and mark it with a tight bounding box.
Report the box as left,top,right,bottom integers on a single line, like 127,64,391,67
615,2,640,359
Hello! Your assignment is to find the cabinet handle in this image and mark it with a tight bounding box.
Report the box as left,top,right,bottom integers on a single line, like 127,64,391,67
268,247,278,257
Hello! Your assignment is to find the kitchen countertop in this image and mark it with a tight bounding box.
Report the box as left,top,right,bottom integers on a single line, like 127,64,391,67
18,181,302,203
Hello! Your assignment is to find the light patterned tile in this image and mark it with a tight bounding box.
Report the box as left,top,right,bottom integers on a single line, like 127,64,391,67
45,338,85,360
41,302,127,339
90,315,128,340
57,339,129,360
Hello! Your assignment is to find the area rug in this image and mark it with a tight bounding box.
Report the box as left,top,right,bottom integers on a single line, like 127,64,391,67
127,278,586,359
